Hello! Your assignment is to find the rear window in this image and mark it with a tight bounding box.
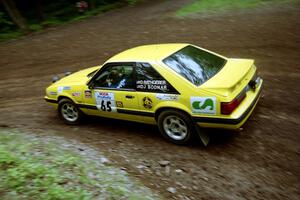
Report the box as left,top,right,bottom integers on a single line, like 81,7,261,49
163,45,226,86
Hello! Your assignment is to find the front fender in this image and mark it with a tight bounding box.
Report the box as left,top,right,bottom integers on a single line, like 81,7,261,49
57,92,76,103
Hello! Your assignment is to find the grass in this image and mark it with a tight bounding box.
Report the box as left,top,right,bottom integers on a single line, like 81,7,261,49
0,129,159,200
0,31,23,42
176,0,300,17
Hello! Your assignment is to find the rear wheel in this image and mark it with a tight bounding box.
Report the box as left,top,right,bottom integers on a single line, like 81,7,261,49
158,110,195,145
58,98,83,124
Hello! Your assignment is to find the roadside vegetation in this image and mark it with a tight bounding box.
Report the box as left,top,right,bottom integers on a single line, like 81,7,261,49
176,0,300,17
0,0,142,42
0,129,159,200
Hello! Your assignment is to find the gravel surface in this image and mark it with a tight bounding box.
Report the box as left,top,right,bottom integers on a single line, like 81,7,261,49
0,0,300,199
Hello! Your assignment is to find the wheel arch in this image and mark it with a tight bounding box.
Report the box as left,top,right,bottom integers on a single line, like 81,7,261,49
57,95,75,103
155,107,192,122
57,95,83,125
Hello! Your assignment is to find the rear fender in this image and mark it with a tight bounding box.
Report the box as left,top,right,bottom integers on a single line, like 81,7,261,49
154,101,191,120
154,101,210,146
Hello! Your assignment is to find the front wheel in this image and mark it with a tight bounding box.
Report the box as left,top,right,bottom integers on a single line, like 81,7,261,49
58,98,83,125
157,110,195,145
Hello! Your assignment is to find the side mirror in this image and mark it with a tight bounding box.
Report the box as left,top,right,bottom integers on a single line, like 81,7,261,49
88,82,94,89
88,84,94,89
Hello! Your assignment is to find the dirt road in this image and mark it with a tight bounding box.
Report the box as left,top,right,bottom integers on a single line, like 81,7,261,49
0,0,300,199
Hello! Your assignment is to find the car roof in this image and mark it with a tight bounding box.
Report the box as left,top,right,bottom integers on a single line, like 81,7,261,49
105,43,189,63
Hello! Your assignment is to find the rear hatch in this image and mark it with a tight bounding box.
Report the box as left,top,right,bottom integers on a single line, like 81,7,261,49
200,58,256,98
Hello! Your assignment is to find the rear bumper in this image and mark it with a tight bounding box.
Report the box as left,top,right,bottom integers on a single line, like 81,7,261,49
193,79,263,129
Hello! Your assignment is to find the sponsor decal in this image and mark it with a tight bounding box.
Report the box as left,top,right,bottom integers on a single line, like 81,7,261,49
143,97,153,109
190,97,216,114
116,101,123,108
57,86,71,93
72,92,81,97
136,80,168,91
156,94,179,101
84,90,92,98
95,91,116,112
63,86,71,90
57,86,63,94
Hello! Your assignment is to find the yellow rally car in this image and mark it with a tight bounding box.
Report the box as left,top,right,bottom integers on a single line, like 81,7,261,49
45,43,262,145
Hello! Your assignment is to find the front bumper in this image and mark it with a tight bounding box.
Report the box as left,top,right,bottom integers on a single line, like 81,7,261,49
44,96,58,104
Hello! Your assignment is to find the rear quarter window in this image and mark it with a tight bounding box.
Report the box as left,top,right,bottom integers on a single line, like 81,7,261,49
135,63,178,94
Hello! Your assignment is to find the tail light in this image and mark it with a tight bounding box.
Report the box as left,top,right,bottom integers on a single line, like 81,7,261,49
221,92,246,115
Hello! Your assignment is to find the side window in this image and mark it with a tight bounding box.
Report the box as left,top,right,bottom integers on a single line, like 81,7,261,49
136,63,178,93
93,64,134,89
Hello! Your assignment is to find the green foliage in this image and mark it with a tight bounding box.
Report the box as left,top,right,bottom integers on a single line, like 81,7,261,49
0,129,159,200
29,24,43,31
40,18,63,27
0,11,13,26
126,0,142,6
0,0,142,42
176,0,300,17
0,11,20,41
0,32,21,41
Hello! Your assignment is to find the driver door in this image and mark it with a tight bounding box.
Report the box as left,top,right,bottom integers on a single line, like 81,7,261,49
82,63,141,122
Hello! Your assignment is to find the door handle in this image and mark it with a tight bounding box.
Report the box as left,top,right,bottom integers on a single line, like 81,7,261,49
125,95,135,99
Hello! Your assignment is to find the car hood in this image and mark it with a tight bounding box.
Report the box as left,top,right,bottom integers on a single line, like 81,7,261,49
53,66,100,86
200,58,255,97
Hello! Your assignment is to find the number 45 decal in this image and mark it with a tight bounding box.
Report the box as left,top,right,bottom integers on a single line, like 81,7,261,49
100,100,112,112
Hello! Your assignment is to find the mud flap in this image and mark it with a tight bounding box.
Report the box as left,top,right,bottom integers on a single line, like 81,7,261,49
194,123,210,146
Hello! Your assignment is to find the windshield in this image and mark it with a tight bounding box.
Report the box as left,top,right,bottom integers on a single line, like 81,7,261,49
163,45,226,86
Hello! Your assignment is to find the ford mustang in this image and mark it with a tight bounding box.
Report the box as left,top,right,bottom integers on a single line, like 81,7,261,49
45,43,263,145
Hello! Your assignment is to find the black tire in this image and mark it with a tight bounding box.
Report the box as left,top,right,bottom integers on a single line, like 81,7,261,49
157,109,195,145
58,98,83,125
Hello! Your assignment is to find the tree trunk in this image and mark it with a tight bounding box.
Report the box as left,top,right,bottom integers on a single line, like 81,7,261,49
89,0,96,10
1,0,28,32
35,0,44,22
